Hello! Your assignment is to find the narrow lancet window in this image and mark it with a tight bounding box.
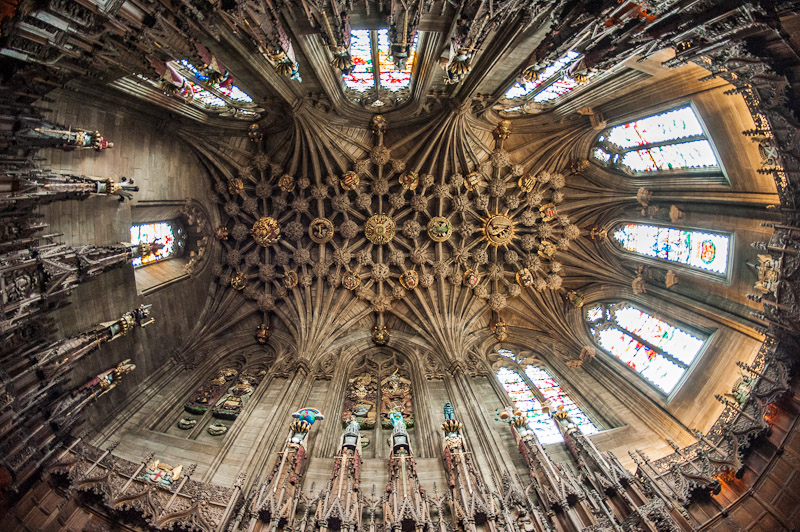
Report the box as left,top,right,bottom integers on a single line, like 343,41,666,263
343,29,375,92
612,223,730,276
586,302,708,394
497,361,597,445
377,29,417,91
593,105,721,174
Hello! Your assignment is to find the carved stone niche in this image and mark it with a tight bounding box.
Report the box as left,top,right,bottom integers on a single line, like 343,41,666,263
340,352,414,431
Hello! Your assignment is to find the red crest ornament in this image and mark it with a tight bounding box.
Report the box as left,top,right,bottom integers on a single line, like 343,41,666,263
400,270,419,290
340,171,360,191
399,171,419,191
539,203,557,222
463,269,480,288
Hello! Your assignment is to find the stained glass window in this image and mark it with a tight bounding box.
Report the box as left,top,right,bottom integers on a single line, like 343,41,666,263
175,60,254,105
343,29,375,92
585,302,707,394
130,222,185,267
505,51,580,100
612,223,730,275
377,29,417,91
594,105,722,174
496,358,597,445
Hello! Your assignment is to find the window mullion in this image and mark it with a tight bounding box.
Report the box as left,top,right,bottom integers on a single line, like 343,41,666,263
618,135,707,153
610,324,688,370
370,29,380,92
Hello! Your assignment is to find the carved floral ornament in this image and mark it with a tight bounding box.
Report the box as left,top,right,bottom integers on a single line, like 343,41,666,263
214,117,581,316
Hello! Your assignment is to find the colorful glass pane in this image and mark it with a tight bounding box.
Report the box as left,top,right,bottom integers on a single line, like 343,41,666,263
377,29,417,91
131,222,176,267
497,362,597,445
525,366,598,436
607,106,705,149
620,140,719,172
177,60,254,103
598,105,721,175
588,302,707,394
612,223,729,275
593,148,610,163
505,51,580,99
343,29,374,92
614,305,704,365
586,305,604,323
183,79,226,108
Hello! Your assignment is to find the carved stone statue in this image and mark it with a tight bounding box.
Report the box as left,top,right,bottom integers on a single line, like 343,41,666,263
341,371,378,429
380,370,413,428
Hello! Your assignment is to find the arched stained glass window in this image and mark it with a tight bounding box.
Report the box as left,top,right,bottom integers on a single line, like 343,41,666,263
593,105,722,174
496,360,598,445
119,60,259,120
503,51,597,114
612,222,730,276
585,302,708,394
130,222,185,267
342,29,418,97
505,51,580,100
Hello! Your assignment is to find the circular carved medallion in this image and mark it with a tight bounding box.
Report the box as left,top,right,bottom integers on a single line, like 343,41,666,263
342,270,361,290
399,171,419,191
283,270,299,289
278,174,295,193
309,217,334,244
251,217,281,246
483,213,515,247
365,214,395,245
428,217,452,242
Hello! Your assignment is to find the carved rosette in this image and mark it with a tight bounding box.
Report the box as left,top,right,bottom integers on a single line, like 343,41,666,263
365,214,396,245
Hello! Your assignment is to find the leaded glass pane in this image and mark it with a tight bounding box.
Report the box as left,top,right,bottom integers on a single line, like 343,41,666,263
497,364,597,445
377,29,417,91
586,305,604,322
612,223,729,275
131,222,177,267
607,106,705,149
619,140,719,172
343,29,374,92
593,148,610,163
525,366,598,436
497,348,516,360
588,301,708,394
614,305,703,365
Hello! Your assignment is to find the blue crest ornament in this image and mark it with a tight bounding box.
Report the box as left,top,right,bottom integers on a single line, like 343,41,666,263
294,407,324,425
